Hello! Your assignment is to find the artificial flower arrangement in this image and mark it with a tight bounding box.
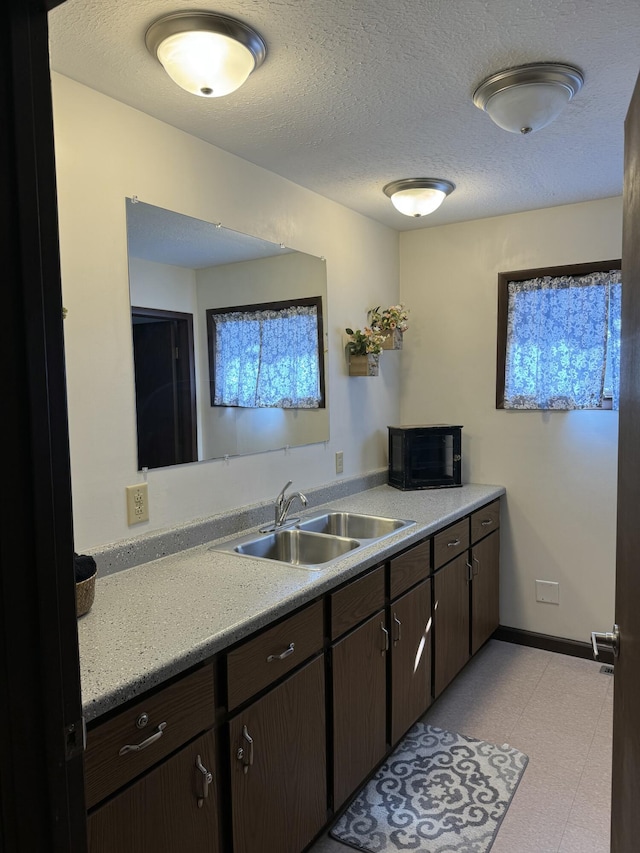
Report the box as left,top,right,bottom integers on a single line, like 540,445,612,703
345,326,387,355
368,303,409,333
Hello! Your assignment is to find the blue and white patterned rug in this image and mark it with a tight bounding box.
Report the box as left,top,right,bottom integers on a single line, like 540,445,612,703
330,723,528,852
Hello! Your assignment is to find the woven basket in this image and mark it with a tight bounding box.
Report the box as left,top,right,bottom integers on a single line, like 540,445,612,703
76,571,97,618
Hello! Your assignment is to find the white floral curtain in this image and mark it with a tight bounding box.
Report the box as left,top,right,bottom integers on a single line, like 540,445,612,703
212,304,322,408
607,280,622,410
504,270,622,410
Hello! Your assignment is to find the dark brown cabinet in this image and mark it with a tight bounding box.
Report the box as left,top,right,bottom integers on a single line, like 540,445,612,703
390,579,432,745
433,552,472,697
87,730,220,853
432,500,501,697
471,529,500,655
389,539,431,600
84,666,215,810
85,665,218,853
226,599,324,710
332,610,388,809
85,498,501,853
229,656,327,853
470,499,500,544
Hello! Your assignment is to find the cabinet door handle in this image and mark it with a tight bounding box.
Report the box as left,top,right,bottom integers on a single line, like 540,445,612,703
266,642,295,663
195,754,213,808
473,555,480,576
466,561,473,583
481,519,493,527
380,622,389,655
238,725,254,775
447,537,461,547
118,721,166,755
393,613,402,646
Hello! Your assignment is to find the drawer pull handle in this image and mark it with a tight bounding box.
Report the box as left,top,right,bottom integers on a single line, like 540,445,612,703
481,519,493,527
195,755,213,808
266,642,295,663
447,537,461,547
118,721,166,755
380,622,390,655
237,725,254,775
393,613,402,646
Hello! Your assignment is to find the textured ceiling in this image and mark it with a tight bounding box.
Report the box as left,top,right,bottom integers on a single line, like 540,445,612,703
48,0,640,231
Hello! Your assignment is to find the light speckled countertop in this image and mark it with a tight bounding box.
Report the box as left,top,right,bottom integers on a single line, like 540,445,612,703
78,483,504,721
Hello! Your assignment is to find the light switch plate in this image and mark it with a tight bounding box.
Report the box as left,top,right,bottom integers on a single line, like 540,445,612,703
335,451,344,474
536,579,559,604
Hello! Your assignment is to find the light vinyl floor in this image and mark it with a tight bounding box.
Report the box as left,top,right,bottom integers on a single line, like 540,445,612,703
311,639,612,853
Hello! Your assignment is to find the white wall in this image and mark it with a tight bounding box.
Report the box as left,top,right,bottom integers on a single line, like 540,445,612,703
52,73,400,550
399,198,622,642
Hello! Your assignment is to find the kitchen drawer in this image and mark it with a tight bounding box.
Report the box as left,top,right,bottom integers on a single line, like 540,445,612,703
470,500,501,543
227,599,324,710
85,664,215,809
330,565,385,640
389,539,431,600
87,729,220,852
434,518,470,569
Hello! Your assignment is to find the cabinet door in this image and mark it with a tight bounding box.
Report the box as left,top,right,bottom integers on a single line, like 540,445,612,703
433,553,471,697
332,611,388,809
391,580,432,745
229,656,326,853
87,730,220,853
471,530,500,654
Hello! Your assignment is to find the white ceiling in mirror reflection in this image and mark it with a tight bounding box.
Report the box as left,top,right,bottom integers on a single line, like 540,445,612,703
126,199,294,268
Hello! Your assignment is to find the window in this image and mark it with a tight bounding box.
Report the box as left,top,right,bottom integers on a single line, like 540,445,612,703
496,261,622,410
207,296,325,409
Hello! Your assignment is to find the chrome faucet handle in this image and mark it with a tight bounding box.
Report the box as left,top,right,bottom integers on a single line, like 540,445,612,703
275,481,293,526
276,480,293,507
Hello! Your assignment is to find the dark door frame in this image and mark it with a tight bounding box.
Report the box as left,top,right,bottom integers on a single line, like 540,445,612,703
131,306,198,468
0,0,86,851
2,2,638,852
611,69,640,853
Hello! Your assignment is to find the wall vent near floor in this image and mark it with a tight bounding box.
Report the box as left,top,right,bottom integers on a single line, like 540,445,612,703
599,664,614,675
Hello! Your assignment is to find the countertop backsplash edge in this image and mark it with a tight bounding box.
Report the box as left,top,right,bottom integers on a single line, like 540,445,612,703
86,469,389,577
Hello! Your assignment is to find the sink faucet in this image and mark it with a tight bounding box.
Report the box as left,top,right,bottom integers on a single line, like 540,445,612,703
274,480,308,528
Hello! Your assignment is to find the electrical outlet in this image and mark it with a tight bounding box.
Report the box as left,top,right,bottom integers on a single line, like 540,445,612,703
126,483,149,525
535,580,559,604
335,451,344,474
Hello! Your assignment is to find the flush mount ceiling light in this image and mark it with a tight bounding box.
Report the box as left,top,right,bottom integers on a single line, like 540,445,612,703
473,62,584,135
145,11,267,98
383,179,455,218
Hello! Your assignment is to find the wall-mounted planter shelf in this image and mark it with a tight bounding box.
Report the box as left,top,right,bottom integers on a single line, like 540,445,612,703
348,353,380,376
381,329,403,350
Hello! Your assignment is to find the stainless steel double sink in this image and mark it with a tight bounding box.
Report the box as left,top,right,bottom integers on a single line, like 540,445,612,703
210,511,416,570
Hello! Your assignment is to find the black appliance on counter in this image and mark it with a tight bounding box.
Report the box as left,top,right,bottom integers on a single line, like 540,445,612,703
388,424,462,490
